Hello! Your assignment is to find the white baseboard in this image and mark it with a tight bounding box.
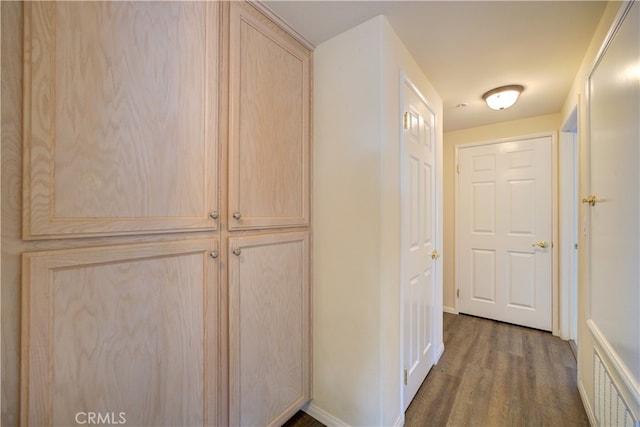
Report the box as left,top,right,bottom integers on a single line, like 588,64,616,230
443,306,457,314
578,378,597,427
303,402,349,427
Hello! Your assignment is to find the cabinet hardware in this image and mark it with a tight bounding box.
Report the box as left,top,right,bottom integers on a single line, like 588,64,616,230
232,248,242,256
209,211,219,220
209,251,218,259
233,212,242,220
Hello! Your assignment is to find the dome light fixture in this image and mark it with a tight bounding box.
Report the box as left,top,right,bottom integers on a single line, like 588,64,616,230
482,85,524,110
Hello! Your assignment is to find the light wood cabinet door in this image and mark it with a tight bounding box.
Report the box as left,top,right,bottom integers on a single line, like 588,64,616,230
228,2,311,230
228,232,310,426
23,2,220,239
21,239,220,426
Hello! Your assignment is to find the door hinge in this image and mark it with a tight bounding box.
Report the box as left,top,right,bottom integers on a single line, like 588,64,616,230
403,112,409,130
456,164,460,174
404,369,408,385
574,243,578,250
456,289,460,298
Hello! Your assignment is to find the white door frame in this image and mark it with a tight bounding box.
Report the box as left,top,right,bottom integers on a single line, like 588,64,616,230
399,71,444,412
560,109,579,342
454,132,559,335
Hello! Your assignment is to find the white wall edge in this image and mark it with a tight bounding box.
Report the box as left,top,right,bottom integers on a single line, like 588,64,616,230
303,402,350,427
393,413,405,427
578,378,598,427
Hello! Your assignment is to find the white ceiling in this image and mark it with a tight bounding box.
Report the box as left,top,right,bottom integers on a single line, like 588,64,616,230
264,1,607,131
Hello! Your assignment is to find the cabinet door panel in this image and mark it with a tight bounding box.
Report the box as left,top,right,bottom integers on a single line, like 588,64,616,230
21,239,219,426
228,232,310,426
228,2,310,230
23,2,219,238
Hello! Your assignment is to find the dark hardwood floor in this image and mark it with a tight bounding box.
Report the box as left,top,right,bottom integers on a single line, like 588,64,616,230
284,313,589,427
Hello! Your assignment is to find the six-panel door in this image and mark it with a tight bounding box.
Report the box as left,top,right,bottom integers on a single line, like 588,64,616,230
228,2,310,230
21,239,220,426
228,232,310,426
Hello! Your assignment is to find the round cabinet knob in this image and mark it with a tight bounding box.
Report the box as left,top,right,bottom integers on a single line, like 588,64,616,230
232,248,242,256
233,212,242,220
209,211,219,220
209,251,218,259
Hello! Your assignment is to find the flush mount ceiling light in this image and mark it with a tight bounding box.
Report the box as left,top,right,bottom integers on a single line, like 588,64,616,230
482,85,524,110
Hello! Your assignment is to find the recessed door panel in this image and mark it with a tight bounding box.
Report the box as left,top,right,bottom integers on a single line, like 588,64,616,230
471,249,496,302
22,239,218,426
23,2,219,238
472,182,496,234
507,251,536,309
228,232,310,426
508,179,535,235
228,2,310,230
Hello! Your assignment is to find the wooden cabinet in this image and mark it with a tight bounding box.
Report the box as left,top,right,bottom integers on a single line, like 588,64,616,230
18,2,311,427
23,2,220,238
228,232,310,426
228,1,310,230
21,239,220,426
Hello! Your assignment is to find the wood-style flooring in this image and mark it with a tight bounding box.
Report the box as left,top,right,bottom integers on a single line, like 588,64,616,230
405,313,589,427
283,313,589,427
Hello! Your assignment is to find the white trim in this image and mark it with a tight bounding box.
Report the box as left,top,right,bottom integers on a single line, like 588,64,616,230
588,320,640,416
559,108,579,342
393,413,405,427
302,402,350,427
578,378,598,427
443,306,458,315
454,132,558,332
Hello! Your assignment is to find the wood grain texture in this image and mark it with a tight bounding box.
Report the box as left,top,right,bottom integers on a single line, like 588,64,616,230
228,232,310,426
21,239,219,427
405,313,589,427
228,2,310,230
23,2,220,238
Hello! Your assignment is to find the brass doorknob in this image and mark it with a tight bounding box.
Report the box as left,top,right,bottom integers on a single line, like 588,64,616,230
532,241,548,248
582,195,596,206
431,250,440,260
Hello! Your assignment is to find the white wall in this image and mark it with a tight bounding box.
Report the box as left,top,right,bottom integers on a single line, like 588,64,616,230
312,15,442,426
559,0,639,421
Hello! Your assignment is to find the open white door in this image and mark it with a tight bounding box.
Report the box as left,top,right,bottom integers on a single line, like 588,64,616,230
457,136,553,331
401,78,438,410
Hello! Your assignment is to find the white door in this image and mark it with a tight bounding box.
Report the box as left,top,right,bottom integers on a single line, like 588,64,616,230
457,137,552,330
401,79,437,410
